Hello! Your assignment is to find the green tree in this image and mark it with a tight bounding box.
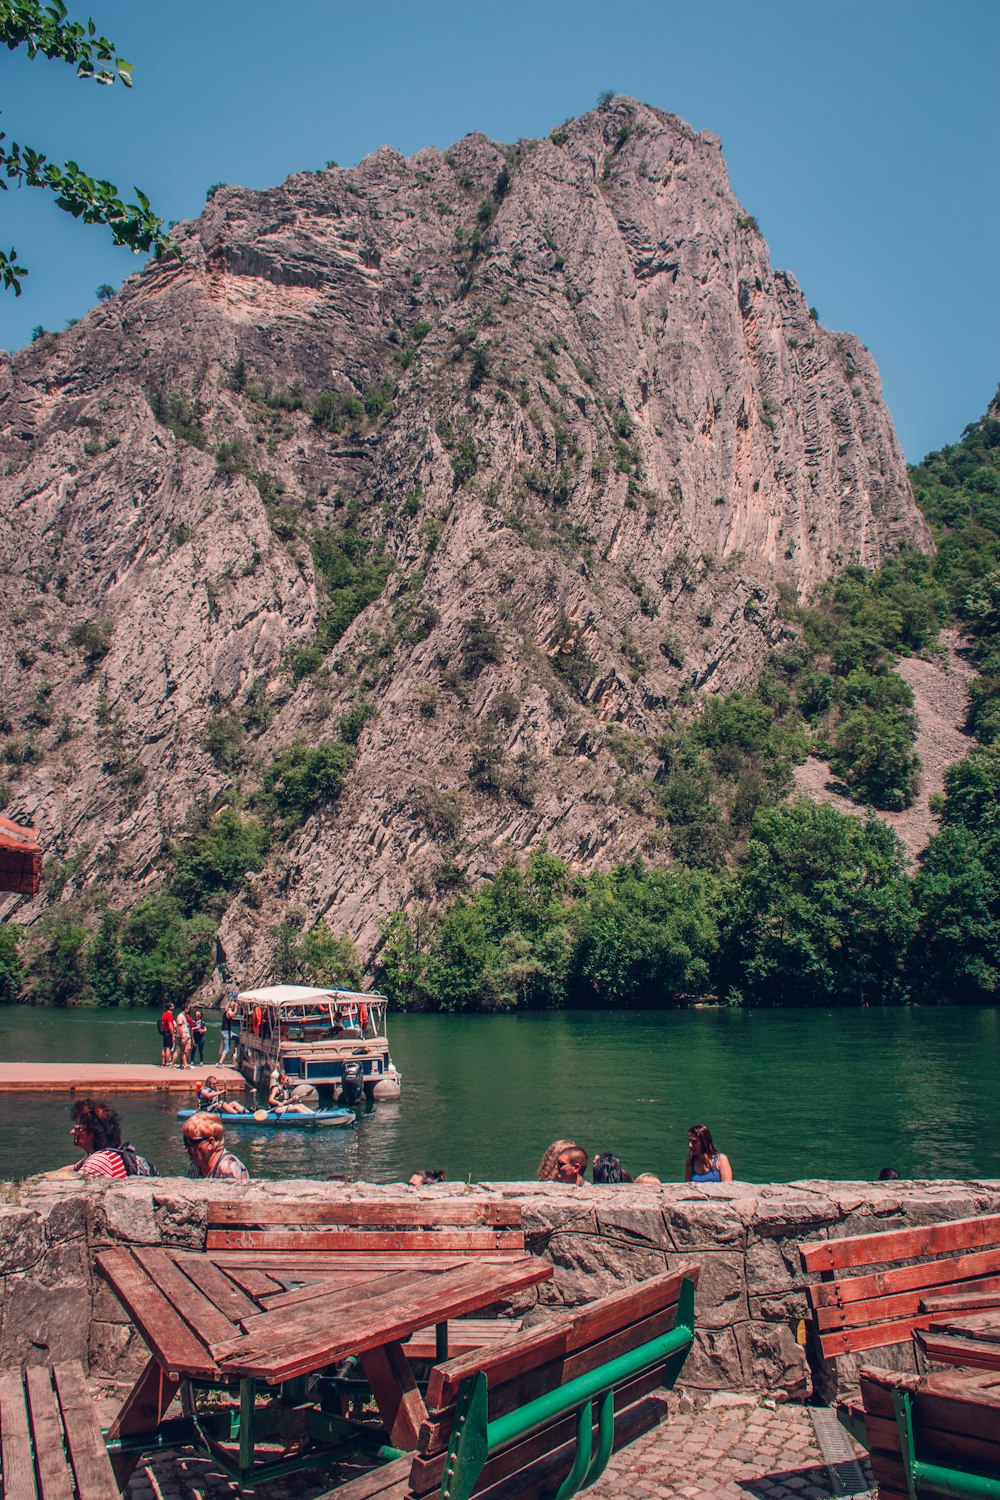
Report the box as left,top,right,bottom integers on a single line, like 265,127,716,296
118,895,216,1007
29,907,91,1004
301,922,363,989
569,864,720,1006
1,0,173,293
720,801,915,1006
170,808,270,913
910,826,1000,1002
828,705,920,810
0,922,23,1002
258,742,354,830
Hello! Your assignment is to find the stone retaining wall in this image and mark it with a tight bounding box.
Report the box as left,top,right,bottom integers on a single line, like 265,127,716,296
3,1176,999,1400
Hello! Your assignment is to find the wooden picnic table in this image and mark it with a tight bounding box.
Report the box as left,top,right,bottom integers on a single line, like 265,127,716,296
96,1244,552,1487
915,1289,1000,1372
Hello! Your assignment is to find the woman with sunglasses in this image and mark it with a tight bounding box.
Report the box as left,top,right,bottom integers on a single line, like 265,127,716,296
68,1098,129,1178
182,1112,249,1180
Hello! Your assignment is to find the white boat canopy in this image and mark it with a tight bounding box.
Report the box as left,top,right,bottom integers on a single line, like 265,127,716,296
236,985,387,1008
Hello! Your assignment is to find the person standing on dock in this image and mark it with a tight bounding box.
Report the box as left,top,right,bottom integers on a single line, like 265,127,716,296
174,1004,192,1069
191,1008,207,1065
182,1112,249,1180
218,994,239,1065
159,1004,175,1068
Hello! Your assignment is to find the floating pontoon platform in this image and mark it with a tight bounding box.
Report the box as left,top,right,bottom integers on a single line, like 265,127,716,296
0,1064,248,1094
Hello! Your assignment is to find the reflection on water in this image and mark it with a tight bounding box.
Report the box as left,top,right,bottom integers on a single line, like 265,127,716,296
0,1005,998,1184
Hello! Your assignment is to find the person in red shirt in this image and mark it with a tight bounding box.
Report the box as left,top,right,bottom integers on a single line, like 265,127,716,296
160,1004,175,1067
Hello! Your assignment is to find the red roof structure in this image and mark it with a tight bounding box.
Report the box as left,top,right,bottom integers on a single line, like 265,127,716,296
0,816,42,895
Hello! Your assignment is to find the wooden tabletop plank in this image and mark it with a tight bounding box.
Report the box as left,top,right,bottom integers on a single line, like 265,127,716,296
816,1281,988,1332
52,1362,119,1500
174,1253,260,1322
208,1200,522,1228
221,1267,287,1299
0,1369,37,1500
258,1267,418,1312
133,1249,241,1347
24,1366,74,1500
214,1269,432,1353
800,1214,1000,1273
217,1258,552,1382
208,1229,517,1253
96,1249,220,1378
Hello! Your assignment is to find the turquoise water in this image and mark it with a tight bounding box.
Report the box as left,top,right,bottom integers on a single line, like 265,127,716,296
1,1005,998,1183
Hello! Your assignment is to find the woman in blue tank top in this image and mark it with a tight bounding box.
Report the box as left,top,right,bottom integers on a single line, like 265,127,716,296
684,1124,733,1184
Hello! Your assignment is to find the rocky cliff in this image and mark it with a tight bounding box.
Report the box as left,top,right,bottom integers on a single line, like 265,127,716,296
0,98,931,979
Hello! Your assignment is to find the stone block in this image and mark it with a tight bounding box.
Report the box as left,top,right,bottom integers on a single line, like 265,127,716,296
102,1187,159,1245
535,1262,623,1310
153,1191,207,1248
689,1251,745,1330
91,1278,134,1324
745,1233,805,1295
680,1326,744,1390
748,1188,839,1237
749,1287,811,1322
89,1319,150,1383
42,1193,88,1242
594,1202,671,1249
0,1272,91,1368
664,1200,748,1250
545,1229,669,1290
735,1320,810,1399
0,1209,46,1274
522,1201,599,1242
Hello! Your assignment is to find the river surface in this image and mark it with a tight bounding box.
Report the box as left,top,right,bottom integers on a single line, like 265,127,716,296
1,1005,998,1184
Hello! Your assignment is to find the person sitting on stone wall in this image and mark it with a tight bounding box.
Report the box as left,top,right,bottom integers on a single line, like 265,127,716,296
182,1112,249,1180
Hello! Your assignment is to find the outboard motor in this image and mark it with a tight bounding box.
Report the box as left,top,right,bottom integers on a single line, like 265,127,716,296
340,1059,365,1107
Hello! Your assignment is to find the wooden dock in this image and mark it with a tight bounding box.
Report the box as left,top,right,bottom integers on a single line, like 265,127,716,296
0,1064,248,1094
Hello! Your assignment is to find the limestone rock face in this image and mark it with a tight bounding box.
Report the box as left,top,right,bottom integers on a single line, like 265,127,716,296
0,100,930,973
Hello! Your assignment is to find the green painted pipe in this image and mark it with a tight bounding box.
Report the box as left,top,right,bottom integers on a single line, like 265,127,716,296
487,1322,692,1453
912,1462,1000,1500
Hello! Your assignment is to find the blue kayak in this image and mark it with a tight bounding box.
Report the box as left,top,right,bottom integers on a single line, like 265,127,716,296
176,1107,355,1129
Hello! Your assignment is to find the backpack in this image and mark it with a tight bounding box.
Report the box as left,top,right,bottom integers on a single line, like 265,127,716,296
155,1016,165,1037
116,1143,157,1178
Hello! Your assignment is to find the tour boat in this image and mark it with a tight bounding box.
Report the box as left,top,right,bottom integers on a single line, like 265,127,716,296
230,985,401,1106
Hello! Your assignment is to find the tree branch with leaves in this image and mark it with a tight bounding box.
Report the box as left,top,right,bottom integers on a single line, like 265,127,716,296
0,0,175,294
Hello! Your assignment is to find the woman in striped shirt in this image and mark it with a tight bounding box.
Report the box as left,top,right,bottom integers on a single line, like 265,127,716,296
69,1098,129,1179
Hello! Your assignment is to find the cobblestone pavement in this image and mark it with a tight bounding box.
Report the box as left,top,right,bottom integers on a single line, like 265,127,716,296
587,1394,874,1500
116,1393,875,1500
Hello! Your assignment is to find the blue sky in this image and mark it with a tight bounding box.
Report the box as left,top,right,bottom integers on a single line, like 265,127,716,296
1,0,996,461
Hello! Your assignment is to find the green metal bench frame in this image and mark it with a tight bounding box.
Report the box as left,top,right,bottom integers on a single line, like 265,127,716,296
437,1275,696,1500
891,1386,1000,1500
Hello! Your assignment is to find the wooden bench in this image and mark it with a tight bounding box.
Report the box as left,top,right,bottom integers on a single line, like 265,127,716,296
798,1213,1000,1395
0,1361,118,1500
206,1198,528,1259
402,1320,524,1363
321,1264,699,1500
207,1198,529,1365
855,1365,1000,1500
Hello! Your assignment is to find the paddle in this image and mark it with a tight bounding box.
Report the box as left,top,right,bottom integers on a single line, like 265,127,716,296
253,1108,269,1122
